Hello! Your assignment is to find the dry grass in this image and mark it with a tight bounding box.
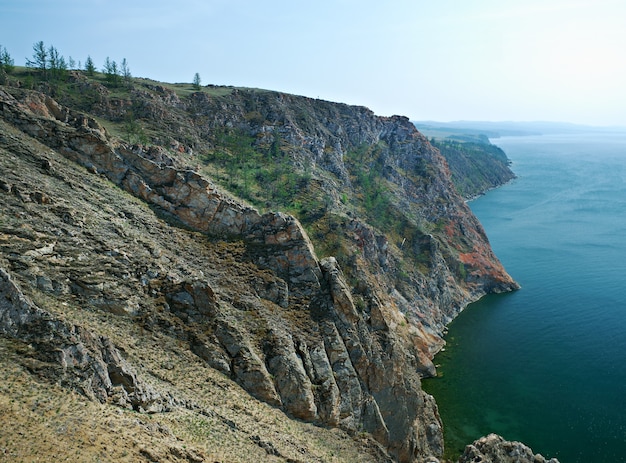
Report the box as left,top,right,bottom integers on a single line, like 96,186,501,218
0,333,381,463
0,337,192,463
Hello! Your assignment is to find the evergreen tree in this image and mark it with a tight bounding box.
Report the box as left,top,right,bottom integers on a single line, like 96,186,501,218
47,45,67,81
110,60,119,83
103,57,121,86
121,58,132,85
124,111,147,144
48,45,58,70
85,55,96,76
26,41,48,79
0,45,14,73
193,72,201,90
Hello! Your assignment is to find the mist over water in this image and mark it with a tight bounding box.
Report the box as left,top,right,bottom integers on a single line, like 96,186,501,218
424,132,626,462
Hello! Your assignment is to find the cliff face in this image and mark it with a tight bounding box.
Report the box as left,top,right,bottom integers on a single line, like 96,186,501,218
0,76,525,463
429,138,516,200
103,80,518,344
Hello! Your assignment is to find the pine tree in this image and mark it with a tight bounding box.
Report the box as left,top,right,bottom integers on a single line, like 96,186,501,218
85,56,95,76
193,72,201,90
103,57,121,86
47,45,67,81
26,41,48,79
0,45,14,73
121,58,132,86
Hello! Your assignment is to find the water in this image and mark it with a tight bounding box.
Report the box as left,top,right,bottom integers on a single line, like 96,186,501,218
423,132,626,462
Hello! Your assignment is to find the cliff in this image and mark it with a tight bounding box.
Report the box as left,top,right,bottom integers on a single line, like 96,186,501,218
428,138,515,200
0,72,552,462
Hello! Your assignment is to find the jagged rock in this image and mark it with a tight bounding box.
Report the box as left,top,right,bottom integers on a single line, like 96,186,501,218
316,257,444,461
29,190,50,204
189,334,231,375
230,343,282,406
0,267,167,412
162,278,283,405
265,330,318,420
458,434,560,463
251,272,289,307
306,342,341,425
251,435,279,456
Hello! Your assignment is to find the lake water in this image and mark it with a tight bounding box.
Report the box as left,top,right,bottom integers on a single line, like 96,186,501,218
423,132,626,462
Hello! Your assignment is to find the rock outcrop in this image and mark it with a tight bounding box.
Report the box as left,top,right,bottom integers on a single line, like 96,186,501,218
458,434,560,463
0,80,527,462
0,267,165,412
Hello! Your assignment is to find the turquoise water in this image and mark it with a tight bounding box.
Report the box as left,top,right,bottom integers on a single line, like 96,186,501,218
423,132,626,462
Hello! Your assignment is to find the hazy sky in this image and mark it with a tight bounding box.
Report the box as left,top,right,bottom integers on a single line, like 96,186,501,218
1,0,625,126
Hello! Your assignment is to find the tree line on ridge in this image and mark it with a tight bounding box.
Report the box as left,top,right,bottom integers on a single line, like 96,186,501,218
0,41,201,90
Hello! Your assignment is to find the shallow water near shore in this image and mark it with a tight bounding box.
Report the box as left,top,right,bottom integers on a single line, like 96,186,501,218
423,132,626,462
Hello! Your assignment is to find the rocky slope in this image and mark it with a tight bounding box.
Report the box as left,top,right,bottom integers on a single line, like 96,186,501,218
0,73,556,462
428,138,515,200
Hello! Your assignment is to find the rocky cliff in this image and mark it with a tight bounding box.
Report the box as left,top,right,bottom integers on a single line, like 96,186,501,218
0,73,554,463
428,138,516,200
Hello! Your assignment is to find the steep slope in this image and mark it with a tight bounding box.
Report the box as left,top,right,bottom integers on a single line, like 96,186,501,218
0,74,529,463
0,103,391,463
428,138,515,199
59,74,518,342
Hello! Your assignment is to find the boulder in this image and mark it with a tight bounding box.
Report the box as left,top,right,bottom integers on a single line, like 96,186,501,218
458,434,560,463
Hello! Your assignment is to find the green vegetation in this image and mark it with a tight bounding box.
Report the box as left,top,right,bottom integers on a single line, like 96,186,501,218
84,55,96,76
0,44,14,74
24,41,69,83
431,138,514,199
196,132,439,274
198,128,315,214
345,143,391,226
193,72,201,90
123,111,149,144
413,122,516,198
342,142,435,272
26,40,50,77
102,56,122,86
0,40,488,281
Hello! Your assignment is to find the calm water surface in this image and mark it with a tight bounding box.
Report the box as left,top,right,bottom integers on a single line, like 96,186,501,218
423,132,626,462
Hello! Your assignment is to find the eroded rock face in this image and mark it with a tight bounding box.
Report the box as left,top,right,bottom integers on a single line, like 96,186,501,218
0,267,166,412
458,434,560,463
315,257,444,461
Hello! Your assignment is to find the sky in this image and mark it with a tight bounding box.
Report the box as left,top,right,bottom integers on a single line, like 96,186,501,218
1,0,625,126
